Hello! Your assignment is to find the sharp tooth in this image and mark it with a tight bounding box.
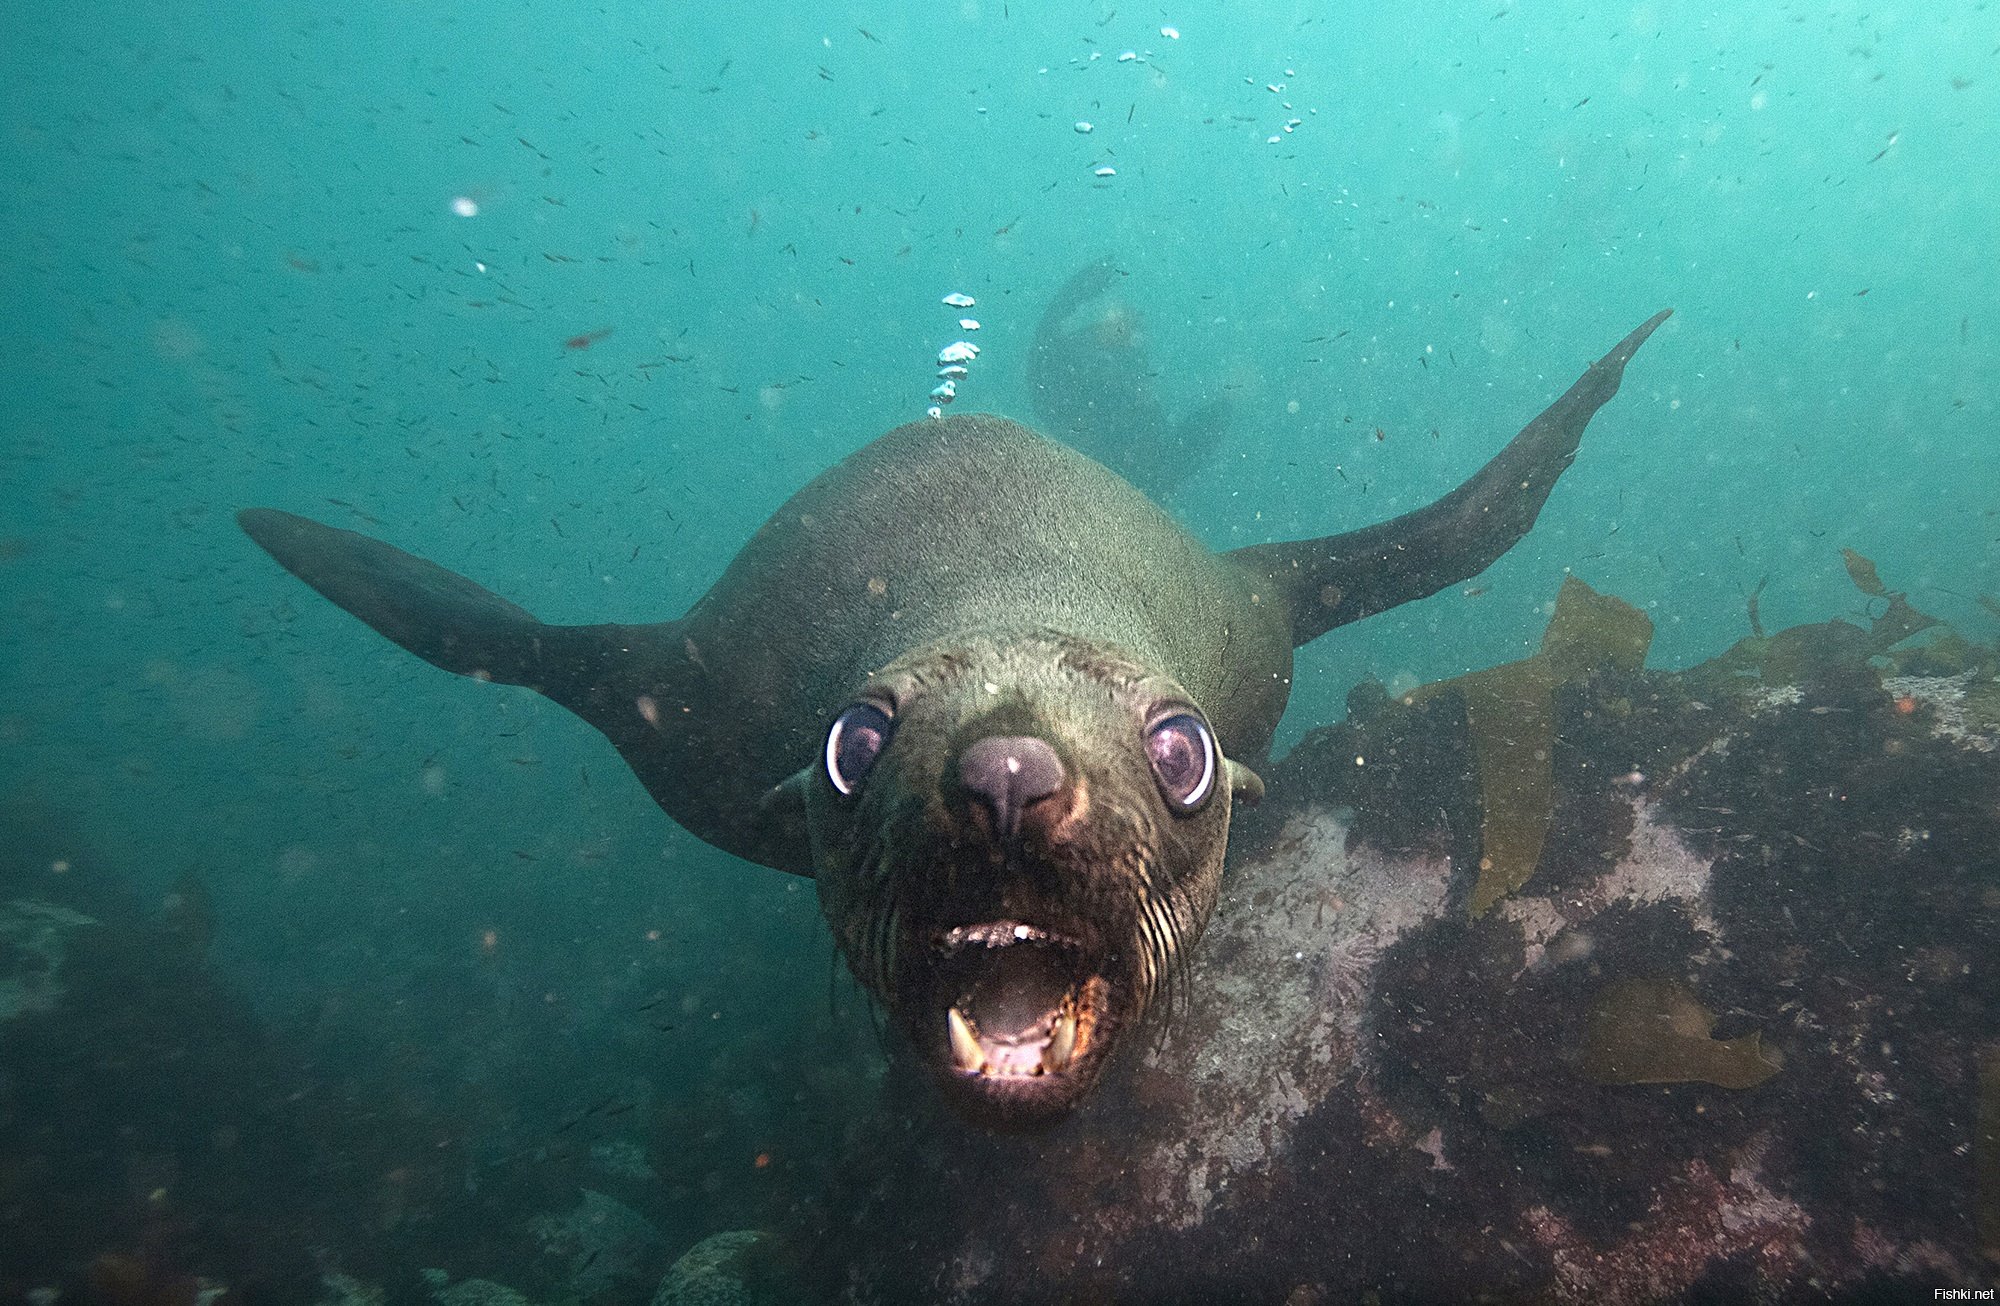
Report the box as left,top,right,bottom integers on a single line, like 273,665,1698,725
948,1006,986,1073
1043,1010,1078,1073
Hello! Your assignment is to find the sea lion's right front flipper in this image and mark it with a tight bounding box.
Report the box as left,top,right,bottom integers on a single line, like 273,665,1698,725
237,509,817,875
1226,309,1671,648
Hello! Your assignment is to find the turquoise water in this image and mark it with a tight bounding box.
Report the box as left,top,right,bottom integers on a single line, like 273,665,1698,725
2,0,1996,1295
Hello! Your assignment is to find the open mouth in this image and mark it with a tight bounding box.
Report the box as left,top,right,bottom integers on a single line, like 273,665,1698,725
932,921,1106,1080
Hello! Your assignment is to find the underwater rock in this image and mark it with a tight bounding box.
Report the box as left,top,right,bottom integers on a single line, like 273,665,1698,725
651,1231,770,1306
421,1270,535,1306
314,1272,386,1306
526,1187,665,1297
1982,1048,2000,1265
0,802,597,1304
789,561,1997,1303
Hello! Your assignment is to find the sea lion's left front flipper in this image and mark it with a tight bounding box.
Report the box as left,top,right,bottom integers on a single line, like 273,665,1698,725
236,508,815,875
1227,309,1671,648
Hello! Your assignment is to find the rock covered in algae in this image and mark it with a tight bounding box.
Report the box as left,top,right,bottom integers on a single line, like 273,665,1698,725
528,1187,665,1297
313,1272,385,1306
1982,1048,2000,1265
651,1230,770,1306
794,557,1998,1305
1579,979,1781,1089
420,1271,535,1306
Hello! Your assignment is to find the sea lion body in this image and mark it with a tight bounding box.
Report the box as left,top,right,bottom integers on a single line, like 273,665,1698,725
1027,257,1230,501
237,309,1671,1125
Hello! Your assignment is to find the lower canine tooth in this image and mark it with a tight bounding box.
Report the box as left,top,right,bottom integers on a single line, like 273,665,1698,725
948,1006,986,1073
1043,1011,1078,1072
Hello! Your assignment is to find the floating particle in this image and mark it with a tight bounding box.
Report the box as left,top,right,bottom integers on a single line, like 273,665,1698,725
931,380,957,402
1267,135,1281,144
451,196,479,217
1160,25,1180,39
474,260,487,273
1117,50,1139,62
1285,68,1296,77
926,405,943,419
1267,83,1283,93
1074,120,1094,134
942,291,976,308
1094,165,1117,177
937,365,969,379
957,318,980,331
938,341,980,365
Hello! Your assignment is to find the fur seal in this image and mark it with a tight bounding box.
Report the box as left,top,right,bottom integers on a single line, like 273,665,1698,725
237,308,1669,1127
1027,256,1230,501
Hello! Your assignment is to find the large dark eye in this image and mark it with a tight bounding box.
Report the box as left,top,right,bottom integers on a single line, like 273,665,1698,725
825,702,894,797
1146,711,1217,812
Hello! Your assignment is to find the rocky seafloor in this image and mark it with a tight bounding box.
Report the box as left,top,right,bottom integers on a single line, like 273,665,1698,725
785,563,2000,1303
5,557,1996,1304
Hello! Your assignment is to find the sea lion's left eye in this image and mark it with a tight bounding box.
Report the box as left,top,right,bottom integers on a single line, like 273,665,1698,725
826,702,894,797
1145,711,1216,812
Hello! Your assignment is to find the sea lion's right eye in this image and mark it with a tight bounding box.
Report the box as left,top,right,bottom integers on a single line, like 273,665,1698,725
826,702,895,797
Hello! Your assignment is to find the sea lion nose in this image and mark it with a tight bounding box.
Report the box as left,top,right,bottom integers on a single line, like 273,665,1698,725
957,735,1065,841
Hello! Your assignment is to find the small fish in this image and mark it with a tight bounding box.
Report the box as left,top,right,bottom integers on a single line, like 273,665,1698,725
564,328,613,350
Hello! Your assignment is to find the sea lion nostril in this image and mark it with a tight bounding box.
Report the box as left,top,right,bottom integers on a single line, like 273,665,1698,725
957,735,1065,839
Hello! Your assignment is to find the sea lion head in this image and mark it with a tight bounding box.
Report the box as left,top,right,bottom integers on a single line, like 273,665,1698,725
796,630,1251,1128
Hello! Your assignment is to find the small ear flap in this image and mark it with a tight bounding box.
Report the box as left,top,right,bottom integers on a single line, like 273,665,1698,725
1225,759,1265,806
755,768,818,876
